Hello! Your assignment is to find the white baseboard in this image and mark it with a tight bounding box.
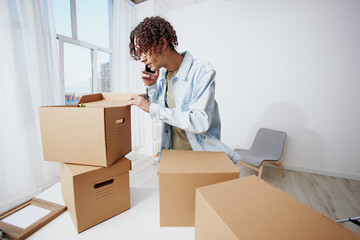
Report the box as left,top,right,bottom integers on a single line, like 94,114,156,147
282,164,360,181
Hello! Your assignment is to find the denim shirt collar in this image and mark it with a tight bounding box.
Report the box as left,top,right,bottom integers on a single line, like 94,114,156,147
159,51,193,82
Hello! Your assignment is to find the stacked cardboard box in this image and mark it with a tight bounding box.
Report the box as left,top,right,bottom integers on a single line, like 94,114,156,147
39,93,136,233
60,157,131,233
39,93,133,167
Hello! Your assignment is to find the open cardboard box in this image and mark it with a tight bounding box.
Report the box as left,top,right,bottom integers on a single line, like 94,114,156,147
158,150,240,227
60,157,132,233
39,93,142,167
195,175,360,240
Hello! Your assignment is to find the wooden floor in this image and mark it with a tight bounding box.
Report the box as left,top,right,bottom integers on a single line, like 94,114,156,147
127,152,360,236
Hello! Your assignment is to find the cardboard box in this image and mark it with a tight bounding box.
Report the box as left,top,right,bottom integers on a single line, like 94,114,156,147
60,157,131,233
158,150,240,227
39,93,136,167
195,175,360,240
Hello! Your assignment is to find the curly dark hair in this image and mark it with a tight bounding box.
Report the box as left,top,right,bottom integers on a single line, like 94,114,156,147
129,16,178,60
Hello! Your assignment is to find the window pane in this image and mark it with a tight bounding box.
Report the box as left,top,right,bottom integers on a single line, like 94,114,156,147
64,43,92,105
52,0,72,37
77,0,110,48
96,51,112,93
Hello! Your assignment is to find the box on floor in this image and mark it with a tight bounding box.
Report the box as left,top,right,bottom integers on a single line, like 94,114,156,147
39,93,142,167
60,157,131,233
195,175,360,240
158,150,240,227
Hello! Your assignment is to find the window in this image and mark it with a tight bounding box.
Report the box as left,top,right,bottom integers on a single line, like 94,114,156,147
52,0,72,37
52,0,113,104
64,43,92,103
77,0,110,48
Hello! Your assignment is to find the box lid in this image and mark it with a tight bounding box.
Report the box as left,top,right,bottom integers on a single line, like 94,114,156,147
64,157,131,182
196,175,359,239
79,93,145,107
158,150,239,174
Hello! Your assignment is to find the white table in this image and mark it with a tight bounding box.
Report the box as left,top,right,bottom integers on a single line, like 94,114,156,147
28,183,194,240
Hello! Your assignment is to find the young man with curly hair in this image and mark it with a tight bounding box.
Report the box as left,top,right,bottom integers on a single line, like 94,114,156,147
127,16,239,164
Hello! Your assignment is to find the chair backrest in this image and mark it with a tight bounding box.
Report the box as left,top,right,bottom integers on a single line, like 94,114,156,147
251,128,287,160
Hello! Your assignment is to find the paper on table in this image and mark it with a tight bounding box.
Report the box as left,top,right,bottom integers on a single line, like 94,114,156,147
2,205,51,229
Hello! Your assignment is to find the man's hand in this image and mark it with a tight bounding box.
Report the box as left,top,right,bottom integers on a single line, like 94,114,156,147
142,69,159,86
126,95,151,113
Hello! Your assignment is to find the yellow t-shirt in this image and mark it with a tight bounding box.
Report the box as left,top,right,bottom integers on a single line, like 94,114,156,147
166,70,192,150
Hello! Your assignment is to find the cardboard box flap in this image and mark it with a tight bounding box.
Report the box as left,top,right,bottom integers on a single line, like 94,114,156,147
79,93,103,103
66,157,131,182
158,150,239,174
79,93,145,107
196,175,360,239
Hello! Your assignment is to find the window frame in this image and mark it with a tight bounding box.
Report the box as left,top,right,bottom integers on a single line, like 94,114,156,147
55,0,113,95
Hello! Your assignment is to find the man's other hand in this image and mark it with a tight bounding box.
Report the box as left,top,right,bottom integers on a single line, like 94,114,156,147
126,95,151,113
142,69,159,86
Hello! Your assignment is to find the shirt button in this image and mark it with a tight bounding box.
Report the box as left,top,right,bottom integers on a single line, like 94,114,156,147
162,146,165,150
166,130,169,133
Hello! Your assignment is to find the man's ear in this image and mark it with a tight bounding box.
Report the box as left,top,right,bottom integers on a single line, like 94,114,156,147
161,37,169,50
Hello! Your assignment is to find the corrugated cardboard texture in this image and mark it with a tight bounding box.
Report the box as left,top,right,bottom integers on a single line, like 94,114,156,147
40,107,107,166
39,93,135,166
104,107,131,163
158,150,240,227
60,157,131,233
195,175,360,240
158,150,240,173
196,192,237,240
60,163,78,229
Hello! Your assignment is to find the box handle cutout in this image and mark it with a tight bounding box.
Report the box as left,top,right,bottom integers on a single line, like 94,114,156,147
115,118,125,124
94,179,114,189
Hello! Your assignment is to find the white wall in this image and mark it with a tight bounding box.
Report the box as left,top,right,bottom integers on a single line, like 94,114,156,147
163,0,360,179
134,0,155,21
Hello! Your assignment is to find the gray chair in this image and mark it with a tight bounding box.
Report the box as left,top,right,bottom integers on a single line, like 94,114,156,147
234,128,287,178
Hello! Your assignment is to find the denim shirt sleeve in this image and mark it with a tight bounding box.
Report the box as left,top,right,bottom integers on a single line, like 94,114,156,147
149,70,216,134
146,81,159,103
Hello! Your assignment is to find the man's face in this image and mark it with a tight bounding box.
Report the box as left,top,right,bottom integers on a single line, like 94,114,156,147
140,50,161,72
135,38,164,72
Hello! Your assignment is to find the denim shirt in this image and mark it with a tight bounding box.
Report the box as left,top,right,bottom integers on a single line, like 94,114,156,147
147,51,240,164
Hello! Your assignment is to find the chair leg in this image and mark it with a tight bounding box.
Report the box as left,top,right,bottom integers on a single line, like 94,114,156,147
278,162,285,178
258,163,264,178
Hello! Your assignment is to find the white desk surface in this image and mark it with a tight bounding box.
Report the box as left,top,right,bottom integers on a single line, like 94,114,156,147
28,183,194,240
